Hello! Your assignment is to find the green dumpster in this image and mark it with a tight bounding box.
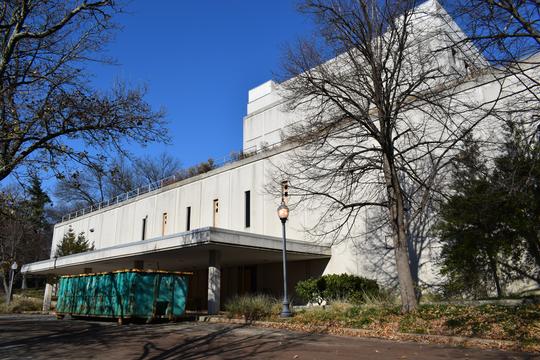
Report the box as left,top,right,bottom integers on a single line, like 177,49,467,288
55,269,191,323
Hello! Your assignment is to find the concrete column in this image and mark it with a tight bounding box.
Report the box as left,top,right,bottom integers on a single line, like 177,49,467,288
21,274,27,289
43,283,53,313
207,250,221,315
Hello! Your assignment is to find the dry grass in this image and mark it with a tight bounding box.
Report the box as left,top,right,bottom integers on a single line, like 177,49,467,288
224,294,282,321
0,294,42,313
274,303,540,352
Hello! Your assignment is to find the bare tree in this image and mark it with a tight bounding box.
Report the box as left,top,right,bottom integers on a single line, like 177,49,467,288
54,163,108,207
275,0,503,312
0,182,51,294
445,0,539,61
445,0,540,108
0,0,167,183
134,152,182,185
0,187,26,294
54,152,181,207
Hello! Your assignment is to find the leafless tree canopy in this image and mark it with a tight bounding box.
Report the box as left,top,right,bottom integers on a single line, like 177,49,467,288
0,0,167,183
54,153,182,209
445,0,540,107
445,0,539,63
275,0,511,311
0,183,51,295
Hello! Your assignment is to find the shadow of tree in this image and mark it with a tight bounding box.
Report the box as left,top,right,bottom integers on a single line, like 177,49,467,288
137,324,317,360
0,315,318,360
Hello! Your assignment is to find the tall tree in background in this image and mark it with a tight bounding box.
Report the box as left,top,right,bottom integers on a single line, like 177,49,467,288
438,137,511,297
54,153,181,208
276,0,495,312
438,124,540,298
0,176,52,294
55,227,93,257
0,0,167,183
491,121,540,284
26,174,52,232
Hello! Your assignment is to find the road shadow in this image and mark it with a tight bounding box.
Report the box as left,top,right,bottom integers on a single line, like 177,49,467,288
0,315,317,360
136,324,318,360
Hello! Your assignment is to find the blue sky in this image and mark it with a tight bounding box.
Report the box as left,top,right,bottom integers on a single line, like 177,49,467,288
87,1,315,168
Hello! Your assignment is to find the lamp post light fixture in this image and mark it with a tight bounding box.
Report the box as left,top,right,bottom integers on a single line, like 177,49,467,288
277,202,292,318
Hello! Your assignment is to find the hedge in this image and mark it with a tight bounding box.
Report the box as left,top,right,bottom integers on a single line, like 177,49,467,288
296,274,380,305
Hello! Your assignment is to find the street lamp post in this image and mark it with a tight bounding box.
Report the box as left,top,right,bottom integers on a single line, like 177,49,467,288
277,202,292,318
6,261,18,305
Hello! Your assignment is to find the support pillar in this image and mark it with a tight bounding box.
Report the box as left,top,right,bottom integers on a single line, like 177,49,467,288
21,274,27,289
207,250,221,315
43,283,53,313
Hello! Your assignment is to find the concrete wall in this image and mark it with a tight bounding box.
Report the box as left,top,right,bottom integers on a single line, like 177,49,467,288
52,150,327,256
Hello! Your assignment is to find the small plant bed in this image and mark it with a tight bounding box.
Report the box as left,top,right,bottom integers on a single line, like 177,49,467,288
0,293,43,314
222,296,540,352
288,303,539,349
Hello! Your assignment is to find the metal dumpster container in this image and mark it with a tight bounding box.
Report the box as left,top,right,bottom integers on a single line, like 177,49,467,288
55,269,190,323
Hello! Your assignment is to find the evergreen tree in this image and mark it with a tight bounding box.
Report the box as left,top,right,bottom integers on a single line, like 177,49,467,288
26,174,52,233
438,124,540,298
56,228,94,257
438,136,511,298
491,122,540,284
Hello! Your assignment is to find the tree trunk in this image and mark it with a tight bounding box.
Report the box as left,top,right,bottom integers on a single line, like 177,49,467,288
487,253,503,298
2,273,9,303
407,235,422,301
383,155,418,312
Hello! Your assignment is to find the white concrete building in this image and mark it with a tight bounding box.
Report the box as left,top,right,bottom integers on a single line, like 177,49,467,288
22,0,539,312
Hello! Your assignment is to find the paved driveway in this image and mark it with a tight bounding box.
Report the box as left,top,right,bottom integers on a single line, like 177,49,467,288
0,315,537,359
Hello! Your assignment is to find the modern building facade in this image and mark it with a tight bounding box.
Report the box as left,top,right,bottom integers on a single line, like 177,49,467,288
22,0,539,312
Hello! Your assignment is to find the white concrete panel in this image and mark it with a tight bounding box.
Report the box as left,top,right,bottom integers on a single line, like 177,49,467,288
153,190,177,236
178,181,202,230
101,208,118,247
117,202,135,245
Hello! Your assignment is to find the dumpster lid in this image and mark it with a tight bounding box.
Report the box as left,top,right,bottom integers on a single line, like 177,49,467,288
60,269,193,278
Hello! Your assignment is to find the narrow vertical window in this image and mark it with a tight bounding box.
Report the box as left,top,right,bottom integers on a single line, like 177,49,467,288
244,190,251,228
281,180,289,204
186,206,191,231
213,199,219,227
141,216,147,240
162,212,168,236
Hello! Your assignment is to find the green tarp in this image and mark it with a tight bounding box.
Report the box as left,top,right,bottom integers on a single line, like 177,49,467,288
56,269,190,322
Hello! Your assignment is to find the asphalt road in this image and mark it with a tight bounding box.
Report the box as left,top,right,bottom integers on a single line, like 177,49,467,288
0,314,537,360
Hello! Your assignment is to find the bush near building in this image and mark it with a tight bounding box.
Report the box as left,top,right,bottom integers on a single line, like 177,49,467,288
295,274,380,305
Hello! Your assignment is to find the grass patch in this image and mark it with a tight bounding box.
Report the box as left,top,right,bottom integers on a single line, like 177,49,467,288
272,302,540,351
0,294,42,313
224,294,281,321
13,288,44,300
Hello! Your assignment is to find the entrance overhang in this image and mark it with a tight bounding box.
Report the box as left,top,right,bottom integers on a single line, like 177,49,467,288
21,227,331,275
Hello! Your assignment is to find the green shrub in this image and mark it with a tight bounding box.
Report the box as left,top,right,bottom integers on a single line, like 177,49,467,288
295,274,380,304
295,278,323,305
225,294,281,320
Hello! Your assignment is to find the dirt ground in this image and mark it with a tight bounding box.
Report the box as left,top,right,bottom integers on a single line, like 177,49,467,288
0,314,537,360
